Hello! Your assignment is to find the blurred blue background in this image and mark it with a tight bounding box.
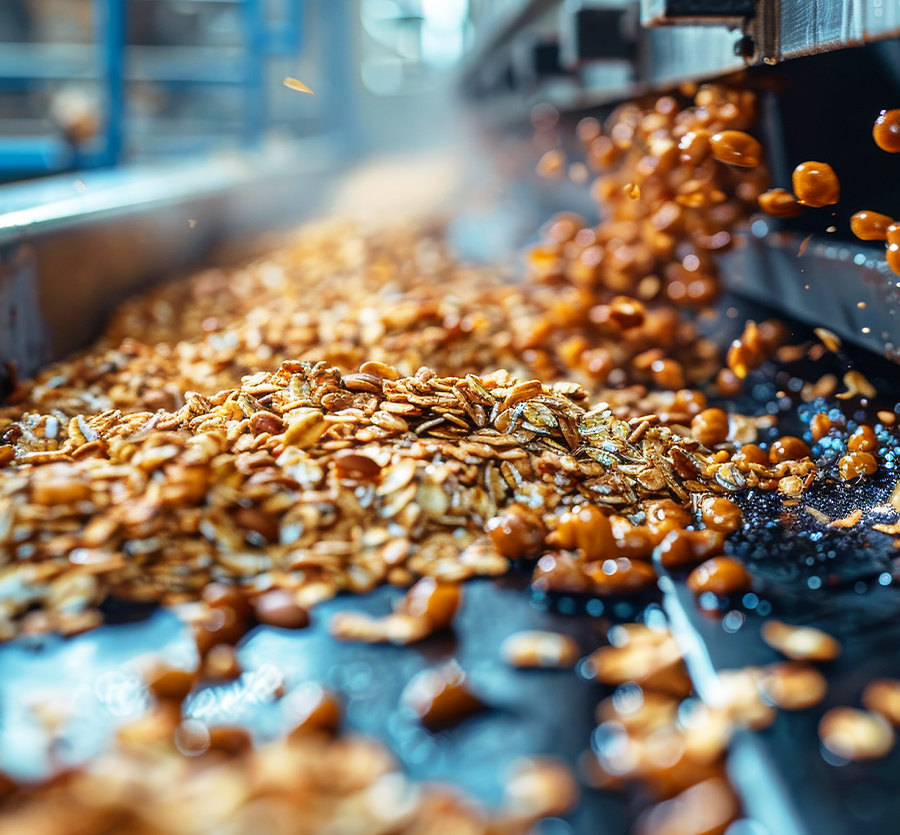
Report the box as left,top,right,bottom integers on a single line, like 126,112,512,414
0,0,482,181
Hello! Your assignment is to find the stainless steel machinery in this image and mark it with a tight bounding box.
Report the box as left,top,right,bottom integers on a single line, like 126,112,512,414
462,0,900,362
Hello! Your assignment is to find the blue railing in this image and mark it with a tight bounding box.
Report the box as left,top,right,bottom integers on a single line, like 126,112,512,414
0,0,311,178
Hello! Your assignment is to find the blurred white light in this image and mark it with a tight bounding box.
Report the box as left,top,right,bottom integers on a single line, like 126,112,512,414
421,26,465,67
422,0,468,30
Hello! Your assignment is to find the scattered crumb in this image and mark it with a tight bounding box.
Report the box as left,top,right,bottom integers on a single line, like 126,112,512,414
814,327,841,353
804,506,830,525
829,508,862,528
283,77,314,94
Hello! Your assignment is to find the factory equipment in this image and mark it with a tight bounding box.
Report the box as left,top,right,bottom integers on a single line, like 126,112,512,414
4,3,900,834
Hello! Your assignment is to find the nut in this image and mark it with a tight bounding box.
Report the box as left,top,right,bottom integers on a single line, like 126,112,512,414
792,161,840,207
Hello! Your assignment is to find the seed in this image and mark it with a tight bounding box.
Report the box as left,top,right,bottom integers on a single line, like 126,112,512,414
254,589,309,629
401,662,486,731
485,505,545,559
758,662,827,710
768,436,810,463
377,458,417,496
848,425,878,452
249,411,283,436
758,188,801,217
691,408,729,447
283,76,314,94
838,451,878,480
873,109,900,152
283,408,327,448
760,619,841,661
699,495,742,533
30,464,91,506
709,130,762,167
500,630,580,668
504,757,580,818
654,528,725,570
341,372,383,394
687,556,751,596
333,451,381,480
359,360,400,380
819,707,894,761
792,161,840,207
851,210,894,241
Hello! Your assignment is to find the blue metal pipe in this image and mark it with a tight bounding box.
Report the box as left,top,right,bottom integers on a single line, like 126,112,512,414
240,0,268,146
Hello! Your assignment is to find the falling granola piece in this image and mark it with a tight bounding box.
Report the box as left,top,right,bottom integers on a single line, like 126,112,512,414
283,77,314,94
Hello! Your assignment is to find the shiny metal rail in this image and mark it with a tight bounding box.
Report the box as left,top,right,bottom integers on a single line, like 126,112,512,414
0,141,339,399
464,0,900,111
